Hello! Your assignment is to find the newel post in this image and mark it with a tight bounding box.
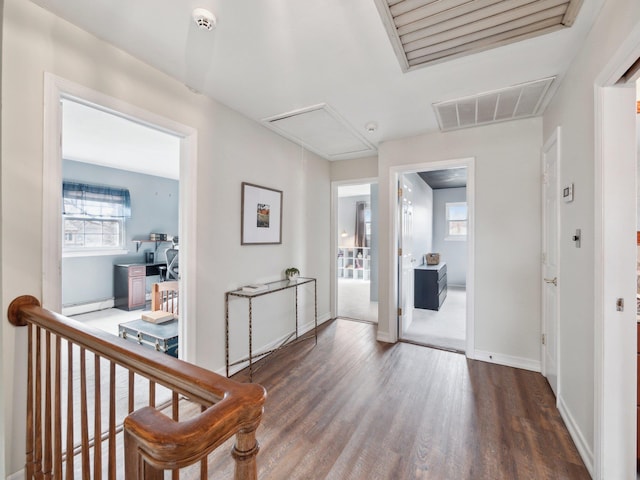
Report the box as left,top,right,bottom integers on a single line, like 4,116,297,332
124,430,163,480
232,422,261,480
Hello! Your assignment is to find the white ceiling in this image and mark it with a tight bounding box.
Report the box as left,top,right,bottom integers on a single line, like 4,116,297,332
62,99,181,179
35,0,605,161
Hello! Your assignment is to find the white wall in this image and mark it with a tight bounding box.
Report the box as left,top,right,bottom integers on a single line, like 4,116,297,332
377,118,542,367
542,0,640,473
330,156,378,181
432,187,467,286
0,0,330,474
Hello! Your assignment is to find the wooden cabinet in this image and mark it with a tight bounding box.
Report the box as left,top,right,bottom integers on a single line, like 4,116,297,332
414,263,447,310
114,265,146,310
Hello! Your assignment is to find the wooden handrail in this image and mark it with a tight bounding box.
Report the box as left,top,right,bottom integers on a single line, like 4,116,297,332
8,295,267,479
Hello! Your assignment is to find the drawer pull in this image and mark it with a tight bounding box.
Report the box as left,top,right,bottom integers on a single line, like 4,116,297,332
544,277,557,286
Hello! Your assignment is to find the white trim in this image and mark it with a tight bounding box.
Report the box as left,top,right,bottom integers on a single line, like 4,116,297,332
62,249,129,258
61,298,114,317
592,23,640,479
42,73,198,363
473,350,541,372
376,330,394,343
7,468,25,480
558,395,594,476
388,158,475,358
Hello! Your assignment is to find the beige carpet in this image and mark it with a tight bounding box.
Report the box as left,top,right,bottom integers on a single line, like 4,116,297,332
402,286,466,352
337,278,378,323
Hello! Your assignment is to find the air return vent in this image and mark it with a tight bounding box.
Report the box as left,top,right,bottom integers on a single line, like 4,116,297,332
373,0,584,72
262,104,376,160
433,77,555,132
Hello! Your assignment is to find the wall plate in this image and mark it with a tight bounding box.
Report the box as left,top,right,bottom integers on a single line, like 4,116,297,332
562,183,574,203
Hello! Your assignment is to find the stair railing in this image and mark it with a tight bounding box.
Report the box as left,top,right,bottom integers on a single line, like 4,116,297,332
8,295,266,479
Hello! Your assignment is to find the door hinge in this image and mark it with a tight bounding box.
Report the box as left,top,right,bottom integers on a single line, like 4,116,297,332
398,187,403,198
398,247,402,256
541,334,546,345
398,307,402,316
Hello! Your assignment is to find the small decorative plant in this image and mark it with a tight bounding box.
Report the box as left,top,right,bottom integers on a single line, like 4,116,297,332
285,267,300,280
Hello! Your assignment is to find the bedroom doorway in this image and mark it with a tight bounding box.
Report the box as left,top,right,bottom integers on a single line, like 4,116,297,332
393,158,475,355
335,182,378,323
60,98,181,337
42,74,198,362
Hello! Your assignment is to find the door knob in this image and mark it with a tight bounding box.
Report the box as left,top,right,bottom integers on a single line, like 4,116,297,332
544,277,557,286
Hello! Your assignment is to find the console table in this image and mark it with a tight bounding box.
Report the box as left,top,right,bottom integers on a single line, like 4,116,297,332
225,277,317,381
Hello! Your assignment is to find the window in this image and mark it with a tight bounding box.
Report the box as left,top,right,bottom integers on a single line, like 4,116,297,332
63,181,131,254
445,202,467,240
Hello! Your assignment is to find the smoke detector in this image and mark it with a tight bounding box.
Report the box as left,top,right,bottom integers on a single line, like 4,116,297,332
192,8,216,31
365,122,378,133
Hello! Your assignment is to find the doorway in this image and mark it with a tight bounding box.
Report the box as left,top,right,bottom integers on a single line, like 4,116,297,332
59,99,181,336
335,182,379,323
42,74,198,362
392,158,475,355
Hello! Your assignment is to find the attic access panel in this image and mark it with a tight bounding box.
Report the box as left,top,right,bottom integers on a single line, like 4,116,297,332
262,104,376,160
374,0,584,71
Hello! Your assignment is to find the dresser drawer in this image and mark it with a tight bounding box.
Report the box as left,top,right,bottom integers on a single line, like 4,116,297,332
437,274,447,294
129,265,146,277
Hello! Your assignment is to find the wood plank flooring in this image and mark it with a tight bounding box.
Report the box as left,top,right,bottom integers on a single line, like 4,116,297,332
181,318,589,479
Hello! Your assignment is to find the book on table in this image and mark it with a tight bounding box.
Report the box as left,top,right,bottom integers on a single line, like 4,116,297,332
141,310,175,324
242,284,268,293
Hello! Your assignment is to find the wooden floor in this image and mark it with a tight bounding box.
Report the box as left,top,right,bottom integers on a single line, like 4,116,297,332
183,318,589,479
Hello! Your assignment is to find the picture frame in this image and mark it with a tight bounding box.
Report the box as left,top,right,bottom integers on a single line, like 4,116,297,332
241,182,283,245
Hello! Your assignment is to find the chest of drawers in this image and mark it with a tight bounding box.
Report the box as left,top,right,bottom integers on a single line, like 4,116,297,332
414,263,447,311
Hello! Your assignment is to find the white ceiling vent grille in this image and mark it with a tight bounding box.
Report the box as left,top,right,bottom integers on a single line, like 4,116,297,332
262,104,376,160
433,77,555,132
373,0,584,71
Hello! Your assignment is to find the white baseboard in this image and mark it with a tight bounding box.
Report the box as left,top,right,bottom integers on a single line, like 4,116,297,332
472,349,541,372
557,394,594,476
7,468,25,480
376,330,394,343
62,298,114,316
219,312,333,377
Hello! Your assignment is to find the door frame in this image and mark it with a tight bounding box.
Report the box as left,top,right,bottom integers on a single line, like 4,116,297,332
331,178,378,319
541,126,561,397
388,157,475,357
42,73,198,362
593,25,640,478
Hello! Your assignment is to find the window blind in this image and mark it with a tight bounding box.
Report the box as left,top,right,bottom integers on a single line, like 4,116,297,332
62,181,131,218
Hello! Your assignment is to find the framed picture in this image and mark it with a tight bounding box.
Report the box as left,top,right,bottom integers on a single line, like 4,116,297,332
241,182,283,245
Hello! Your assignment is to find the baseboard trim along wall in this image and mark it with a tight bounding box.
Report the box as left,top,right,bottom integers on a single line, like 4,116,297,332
376,330,393,343
558,394,594,476
61,298,115,317
473,350,541,372
7,468,24,480
221,313,332,377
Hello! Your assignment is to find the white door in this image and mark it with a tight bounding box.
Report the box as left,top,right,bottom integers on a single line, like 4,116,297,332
542,130,560,397
398,176,415,335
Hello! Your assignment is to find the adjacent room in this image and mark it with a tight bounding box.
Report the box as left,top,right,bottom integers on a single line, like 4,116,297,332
336,183,379,323
399,168,468,352
60,99,181,342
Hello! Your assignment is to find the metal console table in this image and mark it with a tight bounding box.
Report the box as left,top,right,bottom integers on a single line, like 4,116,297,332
225,277,317,381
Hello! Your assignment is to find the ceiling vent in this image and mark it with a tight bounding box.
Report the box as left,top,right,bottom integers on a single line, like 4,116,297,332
433,77,555,132
262,104,376,160
373,0,583,71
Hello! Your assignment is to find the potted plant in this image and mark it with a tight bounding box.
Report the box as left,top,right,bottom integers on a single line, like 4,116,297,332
285,267,300,281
